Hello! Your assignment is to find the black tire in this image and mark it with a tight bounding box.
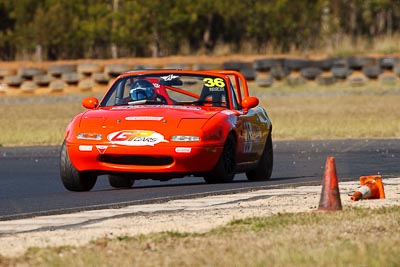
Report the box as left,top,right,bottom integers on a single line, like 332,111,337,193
311,58,334,71
77,63,103,76
332,57,348,67
108,175,134,189
253,58,275,71
4,75,23,87
104,64,132,77
362,65,381,79
316,75,337,86
246,134,273,181
92,72,110,84
78,79,94,91
347,74,368,87
33,74,53,86
347,57,374,70
47,64,77,78
331,66,351,79
379,73,397,85
286,75,306,86
270,66,289,80
18,68,45,80
204,133,236,183
61,72,81,85
49,80,66,92
255,76,274,87
222,61,246,71
300,67,322,80
60,141,97,192
0,68,16,78
20,81,38,93
379,57,397,70
240,67,256,81
284,58,309,71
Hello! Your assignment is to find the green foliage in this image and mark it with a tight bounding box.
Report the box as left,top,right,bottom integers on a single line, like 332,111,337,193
1,0,400,59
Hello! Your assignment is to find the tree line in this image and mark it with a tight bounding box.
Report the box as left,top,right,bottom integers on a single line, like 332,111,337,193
0,0,399,61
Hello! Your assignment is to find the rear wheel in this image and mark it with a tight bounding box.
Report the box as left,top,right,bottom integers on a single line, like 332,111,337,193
246,134,273,181
204,133,236,183
108,175,134,189
60,141,97,192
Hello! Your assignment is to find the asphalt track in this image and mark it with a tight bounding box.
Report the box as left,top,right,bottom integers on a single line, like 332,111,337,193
0,139,399,220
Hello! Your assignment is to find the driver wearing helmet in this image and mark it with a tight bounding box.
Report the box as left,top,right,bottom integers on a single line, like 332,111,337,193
130,79,156,101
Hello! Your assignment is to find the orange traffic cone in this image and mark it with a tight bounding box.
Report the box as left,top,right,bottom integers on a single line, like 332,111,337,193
350,175,385,201
318,157,342,211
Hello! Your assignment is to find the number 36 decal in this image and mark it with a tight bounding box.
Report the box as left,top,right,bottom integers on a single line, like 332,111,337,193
203,78,225,87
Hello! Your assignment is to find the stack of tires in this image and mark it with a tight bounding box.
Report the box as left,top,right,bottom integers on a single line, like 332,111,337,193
1,56,399,95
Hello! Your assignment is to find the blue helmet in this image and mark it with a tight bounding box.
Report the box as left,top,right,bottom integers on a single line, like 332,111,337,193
130,80,155,101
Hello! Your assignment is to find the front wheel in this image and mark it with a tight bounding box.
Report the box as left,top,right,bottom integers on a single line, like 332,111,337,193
246,133,273,181
60,141,97,192
204,133,236,184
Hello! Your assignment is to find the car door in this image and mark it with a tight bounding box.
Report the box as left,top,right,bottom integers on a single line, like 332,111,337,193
236,107,267,164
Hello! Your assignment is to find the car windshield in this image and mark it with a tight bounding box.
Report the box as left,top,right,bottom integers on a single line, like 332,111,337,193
100,73,232,108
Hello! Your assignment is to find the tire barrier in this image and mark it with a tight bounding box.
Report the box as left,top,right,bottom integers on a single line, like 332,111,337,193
47,64,77,78
77,63,103,76
255,76,274,87
379,73,398,85
331,66,352,79
286,74,307,86
362,64,382,79
0,68,16,78
3,75,23,87
92,72,109,85
253,58,276,71
1,56,400,95
104,64,132,78
348,57,374,70
270,65,290,80
311,58,334,71
300,67,322,80
347,73,368,87
18,67,46,80
33,74,53,87
78,79,95,91
20,81,38,93
61,72,81,85
49,80,66,92
284,58,309,71
316,75,337,86
133,64,159,70
192,63,221,70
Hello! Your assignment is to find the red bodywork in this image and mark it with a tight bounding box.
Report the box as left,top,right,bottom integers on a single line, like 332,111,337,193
63,70,272,180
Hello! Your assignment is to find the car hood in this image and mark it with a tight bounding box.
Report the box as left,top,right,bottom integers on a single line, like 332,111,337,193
79,105,224,130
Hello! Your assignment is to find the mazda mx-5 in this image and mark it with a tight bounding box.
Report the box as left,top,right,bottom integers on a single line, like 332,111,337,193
60,70,273,191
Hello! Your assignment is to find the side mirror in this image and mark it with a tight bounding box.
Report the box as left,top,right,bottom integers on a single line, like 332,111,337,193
241,96,259,111
82,97,99,109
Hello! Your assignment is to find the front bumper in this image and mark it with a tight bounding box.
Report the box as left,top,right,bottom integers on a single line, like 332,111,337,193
66,142,223,175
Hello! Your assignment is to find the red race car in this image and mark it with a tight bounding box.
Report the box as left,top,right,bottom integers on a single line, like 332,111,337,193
60,70,273,191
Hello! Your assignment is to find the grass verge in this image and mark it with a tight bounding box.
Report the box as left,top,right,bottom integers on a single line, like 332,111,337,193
1,206,399,266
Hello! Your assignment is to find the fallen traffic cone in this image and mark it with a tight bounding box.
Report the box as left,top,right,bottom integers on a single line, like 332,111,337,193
318,157,342,211
350,175,385,201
